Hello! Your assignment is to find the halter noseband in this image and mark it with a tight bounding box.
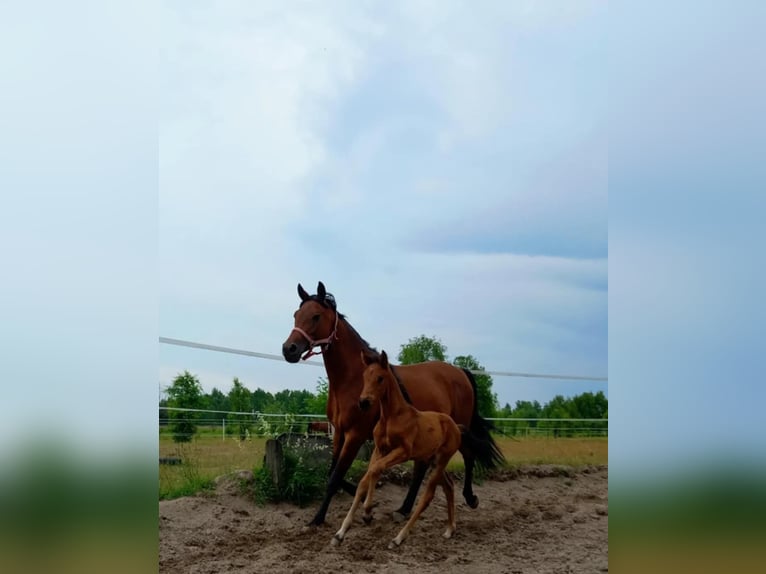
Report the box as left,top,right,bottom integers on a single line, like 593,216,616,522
291,308,339,360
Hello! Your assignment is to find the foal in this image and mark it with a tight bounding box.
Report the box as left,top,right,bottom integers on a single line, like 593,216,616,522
332,350,462,549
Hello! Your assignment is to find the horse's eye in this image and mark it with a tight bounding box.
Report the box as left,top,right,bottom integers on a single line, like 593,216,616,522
312,314,320,322
377,376,383,384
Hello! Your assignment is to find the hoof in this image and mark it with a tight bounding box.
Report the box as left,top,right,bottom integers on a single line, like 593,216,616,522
392,511,407,523
466,495,479,509
442,529,454,539
388,539,401,550
362,514,373,525
304,517,325,531
331,534,342,547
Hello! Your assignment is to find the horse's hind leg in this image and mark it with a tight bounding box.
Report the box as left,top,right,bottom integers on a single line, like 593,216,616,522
460,447,479,509
393,460,427,522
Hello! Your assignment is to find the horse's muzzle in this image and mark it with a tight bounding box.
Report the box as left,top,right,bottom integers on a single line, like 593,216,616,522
282,342,303,363
358,398,371,412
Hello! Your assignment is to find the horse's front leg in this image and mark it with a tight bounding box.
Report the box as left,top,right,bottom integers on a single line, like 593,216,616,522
307,430,365,527
362,449,382,525
327,427,356,496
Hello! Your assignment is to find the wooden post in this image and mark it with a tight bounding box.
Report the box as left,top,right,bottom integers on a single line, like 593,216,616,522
264,439,286,492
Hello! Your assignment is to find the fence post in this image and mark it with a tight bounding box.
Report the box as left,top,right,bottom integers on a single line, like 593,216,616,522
264,439,286,492
222,418,225,441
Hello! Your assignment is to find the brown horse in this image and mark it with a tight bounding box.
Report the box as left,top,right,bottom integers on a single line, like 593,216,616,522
282,281,504,527
332,350,461,548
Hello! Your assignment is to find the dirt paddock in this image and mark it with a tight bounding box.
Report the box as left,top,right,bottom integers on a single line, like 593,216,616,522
160,465,608,574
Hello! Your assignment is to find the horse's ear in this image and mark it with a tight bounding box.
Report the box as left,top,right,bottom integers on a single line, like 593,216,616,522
380,350,389,369
297,283,310,302
317,281,326,302
361,351,374,366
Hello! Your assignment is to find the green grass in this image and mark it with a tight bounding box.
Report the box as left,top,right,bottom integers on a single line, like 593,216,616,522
159,434,607,500
159,436,265,500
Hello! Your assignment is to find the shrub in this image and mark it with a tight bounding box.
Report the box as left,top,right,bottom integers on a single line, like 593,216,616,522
253,446,330,507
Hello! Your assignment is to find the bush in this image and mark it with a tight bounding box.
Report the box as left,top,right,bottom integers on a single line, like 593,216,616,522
253,448,330,507
282,451,328,507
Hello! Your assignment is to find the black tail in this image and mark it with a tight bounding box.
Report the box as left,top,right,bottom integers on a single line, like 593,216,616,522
460,368,505,471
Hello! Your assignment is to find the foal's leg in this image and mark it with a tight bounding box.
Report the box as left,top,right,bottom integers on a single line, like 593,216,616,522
331,447,409,546
441,472,456,539
331,470,373,546
389,460,449,549
393,460,428,522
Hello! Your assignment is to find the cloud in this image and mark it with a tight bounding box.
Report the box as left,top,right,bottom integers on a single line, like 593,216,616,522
405,132,607,258
159,1,608,409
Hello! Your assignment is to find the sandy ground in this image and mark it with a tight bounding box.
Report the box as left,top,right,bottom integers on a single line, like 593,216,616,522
159,465,608,574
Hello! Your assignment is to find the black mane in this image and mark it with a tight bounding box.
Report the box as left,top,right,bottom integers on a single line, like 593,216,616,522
302,291,410,404
390,365,413,405
301,292,377,355
339,314,377,355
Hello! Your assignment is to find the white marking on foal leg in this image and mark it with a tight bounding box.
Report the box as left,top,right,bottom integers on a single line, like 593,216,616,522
442,471,456,540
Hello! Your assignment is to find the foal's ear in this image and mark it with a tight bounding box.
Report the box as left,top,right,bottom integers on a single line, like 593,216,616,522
360,351,374,366
380,350,389,369
297,283,310,302
317,281,327,302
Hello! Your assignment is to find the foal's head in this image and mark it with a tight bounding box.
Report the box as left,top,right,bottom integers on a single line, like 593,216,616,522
282,281,338,363
358,350,393,412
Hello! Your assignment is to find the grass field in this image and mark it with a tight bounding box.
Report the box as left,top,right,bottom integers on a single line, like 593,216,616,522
159,434,608,500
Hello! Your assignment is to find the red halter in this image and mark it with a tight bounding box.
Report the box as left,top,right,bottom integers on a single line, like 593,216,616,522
291,309,339,360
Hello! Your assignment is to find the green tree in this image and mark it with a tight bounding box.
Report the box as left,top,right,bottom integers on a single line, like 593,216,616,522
228,377,252,439
251,388,274,413
270,389,314,414
502,399,543,436
205,387,229,413
166,370,204,443
452,354,498,417
397,335,448,364
307,377,329,415
159,397,169,427
541,395,573,437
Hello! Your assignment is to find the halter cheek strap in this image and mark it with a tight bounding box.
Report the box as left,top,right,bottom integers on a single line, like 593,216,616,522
291,310,339,360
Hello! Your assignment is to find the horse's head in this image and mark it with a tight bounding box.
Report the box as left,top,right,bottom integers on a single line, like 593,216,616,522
282,281,339,363
358,350,391,411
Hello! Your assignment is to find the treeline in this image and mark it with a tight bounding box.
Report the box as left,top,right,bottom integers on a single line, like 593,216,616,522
159,369,607,441
494,391,608,437
498,391,608,419
158,373,328,420
159,373,607,420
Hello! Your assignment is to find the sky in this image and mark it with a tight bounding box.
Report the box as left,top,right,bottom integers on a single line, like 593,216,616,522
2,0,764,493
159,0,608,411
